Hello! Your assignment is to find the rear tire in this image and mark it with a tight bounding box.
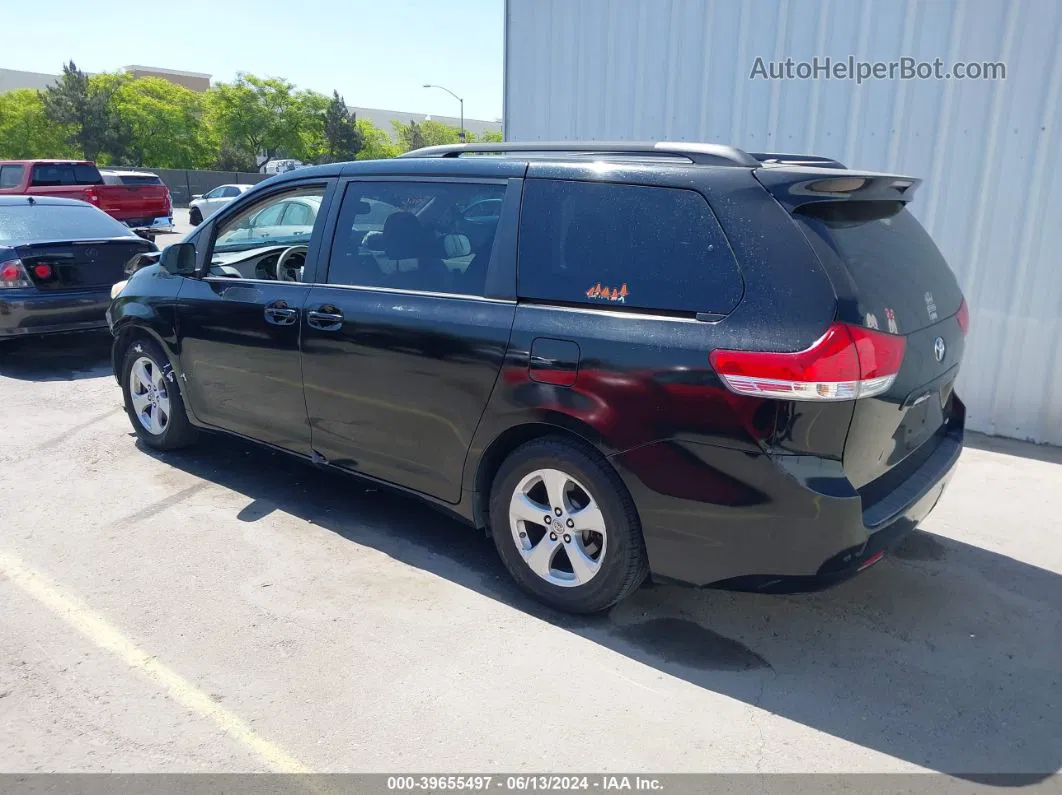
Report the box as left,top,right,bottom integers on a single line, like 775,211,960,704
120,337,196,450
189,207,202,226
489,437,648,614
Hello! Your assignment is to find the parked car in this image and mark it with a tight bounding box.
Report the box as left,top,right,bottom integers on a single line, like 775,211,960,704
188,184,253,226
0,195,156,340
0,160,173,239
106,142,968,614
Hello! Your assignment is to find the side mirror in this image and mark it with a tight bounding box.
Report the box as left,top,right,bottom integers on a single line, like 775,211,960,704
159,242,197,276
191,194,203,201
124,250,161,276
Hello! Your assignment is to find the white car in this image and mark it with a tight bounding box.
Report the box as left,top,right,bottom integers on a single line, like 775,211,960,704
188,184,253,226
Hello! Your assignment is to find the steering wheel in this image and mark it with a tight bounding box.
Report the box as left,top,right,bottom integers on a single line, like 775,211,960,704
275,245,308,282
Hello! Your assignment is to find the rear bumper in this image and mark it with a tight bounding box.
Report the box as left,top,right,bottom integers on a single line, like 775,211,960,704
0,288,112,337
611,407,964,590
122,216,173,233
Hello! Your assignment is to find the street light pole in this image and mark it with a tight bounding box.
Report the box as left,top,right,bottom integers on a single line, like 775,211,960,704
423,83,465,141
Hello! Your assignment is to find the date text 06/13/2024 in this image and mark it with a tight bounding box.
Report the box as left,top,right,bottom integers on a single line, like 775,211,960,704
386,775,664,791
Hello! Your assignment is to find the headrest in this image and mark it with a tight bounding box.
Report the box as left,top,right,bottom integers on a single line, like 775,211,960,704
440,233,472,258
382,211,429,260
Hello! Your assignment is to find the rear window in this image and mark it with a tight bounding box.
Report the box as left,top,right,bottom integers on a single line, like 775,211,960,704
0,204,135,243
30,163,103,187
107,174,164,186
796,201,962,334
0,165,25,189
517,180,743,314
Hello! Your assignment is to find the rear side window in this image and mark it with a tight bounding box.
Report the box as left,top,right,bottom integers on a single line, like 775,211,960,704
0,165,25,189
30,163,102,187
517,180,743,314
796,201,962,333
0,205,135,242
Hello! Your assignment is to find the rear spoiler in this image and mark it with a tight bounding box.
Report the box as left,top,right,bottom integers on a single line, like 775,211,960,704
754,166,921,212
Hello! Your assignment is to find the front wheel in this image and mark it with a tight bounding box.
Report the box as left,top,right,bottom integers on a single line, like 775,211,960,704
120,337,196,450
489,437,648,614
189,207,202,226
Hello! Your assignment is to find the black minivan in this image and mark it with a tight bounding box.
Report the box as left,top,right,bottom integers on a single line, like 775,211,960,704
107,142,967,614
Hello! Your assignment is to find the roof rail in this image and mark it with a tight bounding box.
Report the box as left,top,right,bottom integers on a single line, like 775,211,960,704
398,141,761,167
750,152,848,169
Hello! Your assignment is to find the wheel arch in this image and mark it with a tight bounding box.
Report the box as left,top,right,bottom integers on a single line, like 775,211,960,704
111,321,167,380
471,420,620,533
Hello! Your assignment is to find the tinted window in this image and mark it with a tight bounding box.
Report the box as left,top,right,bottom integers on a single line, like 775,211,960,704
222,186,241,198
796,201,962,333
0,204,135,242
0,165,24,189
517,180,743,314
30,163,103,186
327,181,506,296
118,174,164,186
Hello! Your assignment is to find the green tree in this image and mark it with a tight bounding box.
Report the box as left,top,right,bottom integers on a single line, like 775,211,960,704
210,73,323,172
355,119,401,160
42,61,123,161
320,91,364,163
394,120,427,152
480,130,504,143
107,77,212,168
214,142,258,172
0,89,75,159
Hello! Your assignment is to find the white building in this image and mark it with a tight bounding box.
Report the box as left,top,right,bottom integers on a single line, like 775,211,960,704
503,0,1062,445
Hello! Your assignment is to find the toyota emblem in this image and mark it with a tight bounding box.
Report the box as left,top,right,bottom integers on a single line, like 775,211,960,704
933,336,946,363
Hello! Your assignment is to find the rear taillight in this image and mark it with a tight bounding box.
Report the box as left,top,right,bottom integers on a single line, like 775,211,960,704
85,188,100,204
710,323,906,401
0,258,33,289
32,264,53,280
956,298,970,335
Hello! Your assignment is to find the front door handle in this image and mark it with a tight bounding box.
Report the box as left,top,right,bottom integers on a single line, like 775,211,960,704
307,306,344,331
264,301,298,326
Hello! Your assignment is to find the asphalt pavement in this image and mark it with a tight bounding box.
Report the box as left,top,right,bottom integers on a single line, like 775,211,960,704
0,325,1059,778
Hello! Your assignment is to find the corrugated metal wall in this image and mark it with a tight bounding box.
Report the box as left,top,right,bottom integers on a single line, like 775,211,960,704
505,0,1062,445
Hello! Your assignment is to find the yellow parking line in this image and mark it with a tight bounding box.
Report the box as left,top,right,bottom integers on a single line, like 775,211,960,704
0,549,313,775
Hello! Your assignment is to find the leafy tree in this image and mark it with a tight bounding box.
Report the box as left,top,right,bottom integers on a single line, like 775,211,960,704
394,120,428,152
0,90,75,159
480,130,504,143
356,119,402,160
420,120,464,147
320,91,364,163
289,89,331,164
209,73,322,172
214,142,258,172
107,77,212,168
42,61,123,161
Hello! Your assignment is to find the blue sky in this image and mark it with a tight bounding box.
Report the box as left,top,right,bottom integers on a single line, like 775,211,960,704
3,0,504,121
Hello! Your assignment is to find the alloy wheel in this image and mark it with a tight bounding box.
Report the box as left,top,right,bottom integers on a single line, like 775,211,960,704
508,468,607,588
128,356,171,436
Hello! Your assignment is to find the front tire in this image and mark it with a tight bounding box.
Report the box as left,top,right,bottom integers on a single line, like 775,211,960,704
120,337,196,450
489,437,649,614
189,207,202,226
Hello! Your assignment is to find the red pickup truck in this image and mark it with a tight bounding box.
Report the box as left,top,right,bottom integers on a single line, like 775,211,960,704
0,160,172,238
